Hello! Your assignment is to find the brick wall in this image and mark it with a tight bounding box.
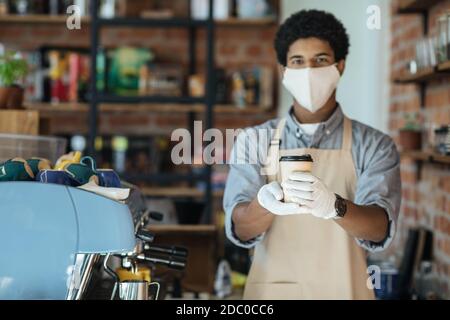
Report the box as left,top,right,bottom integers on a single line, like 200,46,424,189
0,22,278,133
390,0,450,298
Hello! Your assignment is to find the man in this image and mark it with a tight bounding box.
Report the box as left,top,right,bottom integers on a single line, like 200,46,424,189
223,10,401,300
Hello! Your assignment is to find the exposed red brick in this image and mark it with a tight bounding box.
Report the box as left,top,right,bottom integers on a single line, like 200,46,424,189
401,170,417,184
445,198,450,216
245,44,263,57
218,43,238,56
390,0,450,297
443,178,450,193
107,115,151,127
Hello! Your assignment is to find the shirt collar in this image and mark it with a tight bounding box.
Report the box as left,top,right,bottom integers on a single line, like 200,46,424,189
286,104,344,137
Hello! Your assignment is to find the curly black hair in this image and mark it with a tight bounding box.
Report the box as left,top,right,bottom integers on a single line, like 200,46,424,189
274,10,350,66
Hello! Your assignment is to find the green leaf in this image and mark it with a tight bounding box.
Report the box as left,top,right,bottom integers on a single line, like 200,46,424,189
0,50,28,86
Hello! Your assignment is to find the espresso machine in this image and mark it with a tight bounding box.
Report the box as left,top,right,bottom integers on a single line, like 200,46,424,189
0,181,187,300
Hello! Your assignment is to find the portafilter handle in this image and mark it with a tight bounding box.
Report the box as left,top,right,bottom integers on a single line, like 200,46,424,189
144,244,188,259
136,254,186,271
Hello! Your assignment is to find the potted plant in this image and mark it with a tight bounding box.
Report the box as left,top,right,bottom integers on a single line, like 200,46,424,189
399,113,422,151
0,50,28,109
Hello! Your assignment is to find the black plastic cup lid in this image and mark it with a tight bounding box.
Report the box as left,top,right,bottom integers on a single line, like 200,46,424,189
279,154,313,162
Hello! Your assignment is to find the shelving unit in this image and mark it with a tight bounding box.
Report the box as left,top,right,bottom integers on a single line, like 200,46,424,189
25,102,274,116
394,0,449,107
86,0,216,221
215,17,277,26
437,60,450,72
395,0,450,179
0,14,89,23
397,0,444,13
120,172,207,184
142,187,224,198
396,0,445,34
401,151,450,165
1,2,279,221
0,14,276,27
96,17,208,28
394,62,450,84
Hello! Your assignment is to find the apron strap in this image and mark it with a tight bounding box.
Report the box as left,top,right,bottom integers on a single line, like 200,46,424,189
262,118,286,181
271,118,286,144
262,116,352,178
341,117,353,151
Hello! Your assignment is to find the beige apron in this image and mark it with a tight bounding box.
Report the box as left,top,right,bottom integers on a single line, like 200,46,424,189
243,116,375,300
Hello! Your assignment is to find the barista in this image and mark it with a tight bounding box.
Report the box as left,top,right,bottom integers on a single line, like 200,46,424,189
223,10,401,300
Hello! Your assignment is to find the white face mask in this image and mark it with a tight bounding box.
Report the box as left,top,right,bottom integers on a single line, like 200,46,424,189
282,64,341,113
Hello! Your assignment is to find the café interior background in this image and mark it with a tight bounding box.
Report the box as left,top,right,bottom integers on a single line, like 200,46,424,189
0,0,450,299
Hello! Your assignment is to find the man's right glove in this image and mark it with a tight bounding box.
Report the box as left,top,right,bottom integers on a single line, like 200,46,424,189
257,181,302,215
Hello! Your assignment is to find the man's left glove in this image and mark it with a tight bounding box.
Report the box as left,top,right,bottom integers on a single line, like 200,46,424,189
281,172,338,219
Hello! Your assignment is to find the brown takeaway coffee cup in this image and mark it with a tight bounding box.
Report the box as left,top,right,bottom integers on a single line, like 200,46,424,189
280,154,313,203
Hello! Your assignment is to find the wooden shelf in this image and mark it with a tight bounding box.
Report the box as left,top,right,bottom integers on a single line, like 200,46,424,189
216,17,277,26
0,14,276,27
141,186,224,198
437,60,450,72
27,102,202,114
0,14,89,24
394,67,438,83
397,0,444,13
401,150,450,165
393,62,450,84
215,105,275,115
25,102,274,116
147,224,216,234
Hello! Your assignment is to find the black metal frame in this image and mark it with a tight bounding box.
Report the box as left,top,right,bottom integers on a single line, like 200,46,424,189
97,17,209,28
89,0,215,221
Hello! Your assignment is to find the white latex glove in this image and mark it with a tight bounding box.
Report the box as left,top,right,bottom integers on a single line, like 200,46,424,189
281,172,337,219
257,181,302,215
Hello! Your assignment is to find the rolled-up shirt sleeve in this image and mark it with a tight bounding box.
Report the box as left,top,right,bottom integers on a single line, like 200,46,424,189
223,128,268,249
353,130,401,253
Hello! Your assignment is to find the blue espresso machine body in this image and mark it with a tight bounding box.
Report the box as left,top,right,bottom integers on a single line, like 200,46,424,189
0,182,136,299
